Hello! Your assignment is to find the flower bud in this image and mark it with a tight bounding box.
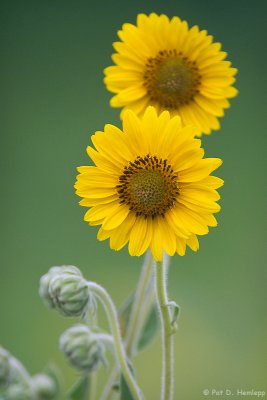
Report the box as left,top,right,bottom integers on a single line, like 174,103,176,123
5,383,32,400
39,266,90,317
59,325,105,373
32,373,57,400
39,266,62,309
0,347,11,389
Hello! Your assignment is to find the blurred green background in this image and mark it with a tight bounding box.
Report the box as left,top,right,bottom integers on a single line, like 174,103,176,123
1,0,266,398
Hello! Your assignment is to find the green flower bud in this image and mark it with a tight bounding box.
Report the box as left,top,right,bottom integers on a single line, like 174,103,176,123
39,266,62,309
5,384,32,400
59,325,105,373
0,347,11,389
31,374,57,400
39,266,90,317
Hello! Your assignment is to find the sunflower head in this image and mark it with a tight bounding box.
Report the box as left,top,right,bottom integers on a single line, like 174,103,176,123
75,106,223,261
104,13,238,135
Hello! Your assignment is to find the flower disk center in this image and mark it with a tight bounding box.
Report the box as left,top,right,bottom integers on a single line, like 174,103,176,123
117,155,179,218
144,49,200,109
130,170,166,210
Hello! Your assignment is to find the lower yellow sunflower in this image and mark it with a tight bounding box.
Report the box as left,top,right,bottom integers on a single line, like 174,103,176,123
75,106,223,261
104,13,238,135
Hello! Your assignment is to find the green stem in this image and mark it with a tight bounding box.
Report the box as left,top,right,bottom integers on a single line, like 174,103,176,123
87,281,143,400
89,371,97,400
154,259,174,400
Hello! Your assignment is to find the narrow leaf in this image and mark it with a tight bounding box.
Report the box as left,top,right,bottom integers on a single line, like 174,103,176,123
119,293,160,353
120,361,135,400
120,375,134,400
137,303,159,351
118,293,134,338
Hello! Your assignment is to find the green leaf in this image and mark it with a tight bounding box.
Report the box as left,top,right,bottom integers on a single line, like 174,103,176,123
120,375,134,400
118,294,160,353
66,376,89,400
118,293,134,338
120,362,135,400
137,304,159,351
167,301,180,334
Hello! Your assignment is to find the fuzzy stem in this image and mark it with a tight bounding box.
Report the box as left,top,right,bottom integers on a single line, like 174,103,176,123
154,259,174,400
87,281,143,400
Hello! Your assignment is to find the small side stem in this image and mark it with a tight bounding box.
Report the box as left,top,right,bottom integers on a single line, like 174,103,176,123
87,281,143,400
154,260,174,400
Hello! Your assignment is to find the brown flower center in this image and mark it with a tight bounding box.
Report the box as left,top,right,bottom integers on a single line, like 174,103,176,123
117,155,179,218
143,49,200,109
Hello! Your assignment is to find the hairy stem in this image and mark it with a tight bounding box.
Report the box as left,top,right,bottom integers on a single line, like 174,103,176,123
154,259,174,400
87,281,143,400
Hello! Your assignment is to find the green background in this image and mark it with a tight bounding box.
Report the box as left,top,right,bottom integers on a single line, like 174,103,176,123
1,0,266,399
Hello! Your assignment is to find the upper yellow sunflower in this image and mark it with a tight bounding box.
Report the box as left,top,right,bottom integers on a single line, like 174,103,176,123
104,13,238,135
75,106,223,261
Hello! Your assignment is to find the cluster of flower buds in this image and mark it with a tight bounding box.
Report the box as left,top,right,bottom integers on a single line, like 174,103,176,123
39,266,112,376
0,346,58,400
59,324,106,373
39,265,92,317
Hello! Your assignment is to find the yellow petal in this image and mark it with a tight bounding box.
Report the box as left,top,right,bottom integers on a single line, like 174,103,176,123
86,146,121,174
97,226,112,241
186,235,199,251
171,206,209,235
75,186,117,199
110,212,136,250
176,238,186,256
197,176,224,189
178,158,222,182
165,209,190,238
178,194,221,213
84,201,119,222
173,148,204,172
194,95,224,117
79,195,118,207
129,217,152,256
150,219,164,261
114,84,147,104
91,131,127,167
159,217,177,256
102,203,130,230
122,110,143,155
181,186,221,201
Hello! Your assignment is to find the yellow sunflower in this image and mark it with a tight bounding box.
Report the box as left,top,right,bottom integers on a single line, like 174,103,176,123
104,13,238,135
75,106,223,261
